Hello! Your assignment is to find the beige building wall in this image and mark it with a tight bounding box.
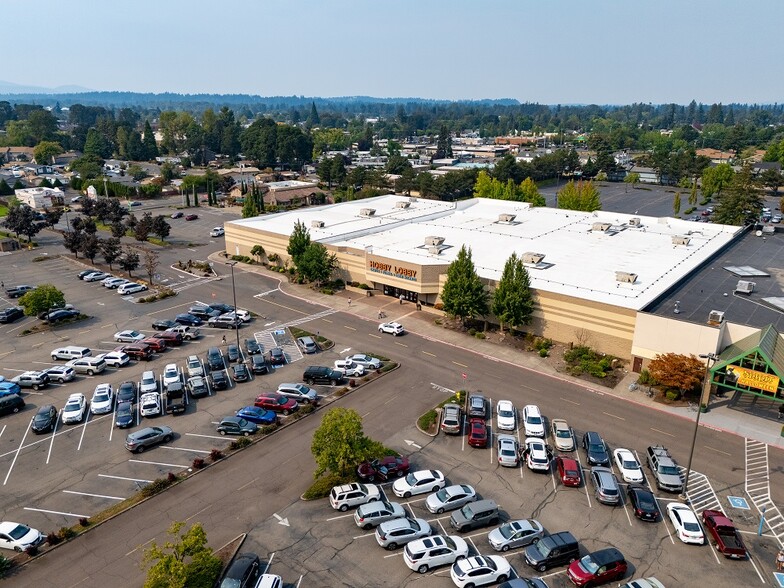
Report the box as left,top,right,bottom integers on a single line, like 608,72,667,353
632,313,722,367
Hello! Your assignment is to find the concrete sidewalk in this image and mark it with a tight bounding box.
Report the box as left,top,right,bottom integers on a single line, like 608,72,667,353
221,255,784,450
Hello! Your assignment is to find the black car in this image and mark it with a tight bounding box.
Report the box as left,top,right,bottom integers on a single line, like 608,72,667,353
44,309,79,323
250,354,269,375
116,381,137,404
303,365,345,386
210,303,235,314
267,347,286,365
245,339,261,355
206,347,224,371
210,370,228,390
152,319,178,331
582,431,610,467
219,553,259,588
189,305,221,319
77,270,94,279
175,313,203,326
627,484,660,521
115,401,134,428
0,307,24,324
226,344,240,363
231,363,249,382
31,405,58,434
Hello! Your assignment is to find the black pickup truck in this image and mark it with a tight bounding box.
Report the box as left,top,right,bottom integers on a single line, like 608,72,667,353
166,382,186,414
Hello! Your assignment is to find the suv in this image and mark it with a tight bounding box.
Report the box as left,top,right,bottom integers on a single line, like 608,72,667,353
297,336,318,354
186,355,204,377
441,403,463,434
66,357,107,376
404,535,469,574
120,344,153,361
219,553,259,588
207,315,242,329
206,347,224,371
590,467,621,505
354,500,406,530
450,499,499,532
329,482,381,511
43,365,75,383
187,376,208,398
188,305,220,320
524,531,580,572
124,426,173,453
140,393,162,417
140,370,158,394
375,517,431,550
276,383,318,404
11,371,49,390
467,394,486,419
303,366,344,386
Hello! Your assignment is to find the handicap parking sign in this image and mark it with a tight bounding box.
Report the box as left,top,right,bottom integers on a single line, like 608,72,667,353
727,496,750,510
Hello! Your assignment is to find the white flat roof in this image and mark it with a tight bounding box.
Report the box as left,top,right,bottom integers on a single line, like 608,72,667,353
227,195,741,310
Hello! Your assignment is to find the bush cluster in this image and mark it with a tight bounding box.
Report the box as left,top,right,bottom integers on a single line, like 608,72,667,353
141,477,175,498
229,436,253,450
564,345,614,378
303,473,352,500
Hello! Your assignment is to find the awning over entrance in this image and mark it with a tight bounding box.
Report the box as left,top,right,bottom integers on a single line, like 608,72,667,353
711,325,784,400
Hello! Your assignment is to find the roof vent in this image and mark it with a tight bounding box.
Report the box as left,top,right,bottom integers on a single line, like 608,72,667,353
592,222,612,232
359,208,376,217
428,246,442,255
672,236,691,246
497,213,517,224
522,252,545,264
708,310,725,325
408,196,418,202
395,201,411,209
311,220,324,229
735,280,755,294
424,236,445,246
628,217,641,227
615,271,638,284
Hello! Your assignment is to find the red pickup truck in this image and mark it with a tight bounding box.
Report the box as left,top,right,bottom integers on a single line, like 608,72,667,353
702,509,747,559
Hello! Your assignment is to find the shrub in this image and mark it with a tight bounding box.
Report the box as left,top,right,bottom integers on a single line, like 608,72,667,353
192,457,205,469
46,531,62,545
638,369,656,386
209,448,224,462
665,390,681,401
434,302,444,311
335,387,350,397
0,554,13,575
349,379,356,388
230,436,253,450
167,472,177,483
259,424,278,435
358,283,370,290
58,527,76,540
534,337,553,351
300,403,316,415
24,545,38,556
468,328,476,336
303,472,352,500
475,331,486,339
321,288,334,295
79,517,90,527
539,348,548,357
141,477,173,497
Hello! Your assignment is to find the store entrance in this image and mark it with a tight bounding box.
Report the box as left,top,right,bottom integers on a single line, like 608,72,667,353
382,285,418,303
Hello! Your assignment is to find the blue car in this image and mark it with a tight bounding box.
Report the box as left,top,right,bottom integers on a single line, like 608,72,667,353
236,406,277,426
175,313,203,326
0,380,22,397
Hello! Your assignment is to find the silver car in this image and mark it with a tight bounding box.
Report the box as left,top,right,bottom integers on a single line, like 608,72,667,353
276,383,318,404
425,484,477,514
488,519,544,552
497,434,520,467
550,418,574,451
354,500,406,530
590,466,621,505
124,426,173,453
375,517,431,550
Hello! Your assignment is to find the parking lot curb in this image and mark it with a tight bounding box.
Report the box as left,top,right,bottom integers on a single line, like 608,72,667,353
416,407,440,438
215,533,248,583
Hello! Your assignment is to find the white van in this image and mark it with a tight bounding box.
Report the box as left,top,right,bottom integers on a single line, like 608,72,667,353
51,346,91,361
140,370,157,394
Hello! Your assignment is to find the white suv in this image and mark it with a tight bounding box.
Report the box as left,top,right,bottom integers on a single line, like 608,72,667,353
404,535,469,574
186,355,204,377
140,392,161,417
522,404,545,437
329,483,381,511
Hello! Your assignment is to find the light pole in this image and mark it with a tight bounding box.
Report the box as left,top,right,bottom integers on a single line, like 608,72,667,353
226,261,241,357
681,352,717,500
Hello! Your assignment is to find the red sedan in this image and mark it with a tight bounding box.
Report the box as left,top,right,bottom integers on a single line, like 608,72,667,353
556,456,581,487
467,418,488,448
141,337,167,352
254,392,298,415
567,548,627,586
185,214,198,221
357,456,410,482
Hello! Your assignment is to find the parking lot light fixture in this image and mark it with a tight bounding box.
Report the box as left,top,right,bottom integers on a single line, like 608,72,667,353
226,261,241,354
681,352,718,501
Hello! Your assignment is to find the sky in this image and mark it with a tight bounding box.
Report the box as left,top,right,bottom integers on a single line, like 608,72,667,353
3,0,782,104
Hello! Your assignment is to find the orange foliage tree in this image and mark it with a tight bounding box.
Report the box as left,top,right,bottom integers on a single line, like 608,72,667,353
648,353,706,396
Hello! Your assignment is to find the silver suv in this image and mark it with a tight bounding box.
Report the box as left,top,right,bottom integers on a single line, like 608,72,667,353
441,403,462,435
375,517,432,550
590,466,621,505
124,426,173,453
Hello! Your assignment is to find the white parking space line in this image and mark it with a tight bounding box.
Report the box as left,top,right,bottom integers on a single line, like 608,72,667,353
159,446,212,454
261,552,275,575
0,424,5,440
98,474,153,483
46,418,59,464
383,551,402,559
63,490,125,501
559,397,580,406
436,519,447,535
24,507,89,518
185,433,226,441
3,420,32,485
352,531,375,540
128,459,189,468
326,513,354,522
77,413,91,451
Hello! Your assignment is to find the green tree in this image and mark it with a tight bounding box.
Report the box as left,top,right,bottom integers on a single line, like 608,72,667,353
298,243,338,285
713,164,763,225
27,109,57,143
689,180,699,206
63,230,84,258
43,208,63,229
386,154,410,175
83,128,110,158
33,141,63,165
110,221,126,239
623,172,640,192
142,521,222,588
250,244,266,262
311,408,376,478
80,233,100,263
287,220,311,267
3,202,41,243
331,155,346,187
307,101,320,126
242,196,259,218
119,247,140,277
700,163,734,199
491,253,534,333
142,120,158,160
101,237,122,270
440,245,488,326
128,164,147,181
0,179,12,196
519,177,545,206
673,192,681,216
151,216,171,241
556,180,601,212
160,162,176,183
134,212,153,242
761,167,782,195
18,284,65,317
434,125,451,160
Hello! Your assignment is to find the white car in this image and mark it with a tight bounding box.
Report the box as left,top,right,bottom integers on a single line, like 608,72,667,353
393,469,445,498
103,277,129,289
329,482,381,511
117,282,148,295
551,418,575,451
140,392,162,417
346,354,381,369
404,535,469,574
62,393,87,424
496,400,516,431
425,484,477,514
186,355,204,377
83,271,109,282
522,404,545,437
378,321,405,336
667,502,705,545
90,383,114,414
524,437,551,472
162,363,180,389
97,351,129,368
0,521,44,552
450,555,511,588
497,434,520,467
613,448,644,483
334,359,365,377
210,227,225,237
221,310,251,323
114,330,145,343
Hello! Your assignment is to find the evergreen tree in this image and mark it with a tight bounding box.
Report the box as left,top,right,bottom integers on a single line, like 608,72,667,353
713,164,763,225
118,247,140,277
673,192,681,216
101,237,122,270
0,179,12,196
287,220,311,267
83,128,109,158
434,125,450,160
242,195,259,218
142,120,158,160
440,245,488,326
492,253,534,333
308,102,320,125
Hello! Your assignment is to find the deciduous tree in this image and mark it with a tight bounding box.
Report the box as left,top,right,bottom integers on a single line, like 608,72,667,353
647,353,705,397
18,284,65,317
700,163,734,199
673,192,681,216
298,243,337,285
556,180,602,212
142,521,222,588
143,248,159,284
134,212,153,242
151,215,171,241
311,408,377,478
101,237,122,270
33,141,63,165
287,220,311,267
712,164,763,225
440,245,488,326
119,247,140,277
80,233,100,264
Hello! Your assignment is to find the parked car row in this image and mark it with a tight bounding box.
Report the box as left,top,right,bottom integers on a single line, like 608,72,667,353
77,270,148,295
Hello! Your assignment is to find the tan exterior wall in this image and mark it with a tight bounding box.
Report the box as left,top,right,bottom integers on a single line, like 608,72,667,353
632,313,722,366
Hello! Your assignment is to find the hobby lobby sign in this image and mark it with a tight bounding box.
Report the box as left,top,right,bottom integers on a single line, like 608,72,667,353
368,260,418,281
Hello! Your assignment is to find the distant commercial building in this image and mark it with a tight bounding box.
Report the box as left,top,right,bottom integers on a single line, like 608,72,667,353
14,186,65,209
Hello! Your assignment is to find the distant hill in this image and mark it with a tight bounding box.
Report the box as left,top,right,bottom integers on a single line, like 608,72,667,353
0,80,92,95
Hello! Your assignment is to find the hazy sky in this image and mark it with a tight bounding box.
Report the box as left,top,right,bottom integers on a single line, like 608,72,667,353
4,0,781,104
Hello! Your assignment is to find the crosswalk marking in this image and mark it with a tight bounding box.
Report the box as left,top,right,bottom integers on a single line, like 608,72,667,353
679,467,724,515
251,309,336,364
744,437,784,546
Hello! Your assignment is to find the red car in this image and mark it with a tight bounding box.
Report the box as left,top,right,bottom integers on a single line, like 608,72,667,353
142,337,167,352
115,344,153,361
185,214,198,221
467,418,488,448
356,456,410,482
254,392,298,415
151,331,183,346
556,456,581,487
567,548,627,587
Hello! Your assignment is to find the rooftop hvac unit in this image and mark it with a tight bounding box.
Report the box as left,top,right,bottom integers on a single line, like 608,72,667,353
708,310,725,325
395,201,411,209
424,236,445,246
672,236,691,246
628,217,641,227
615,271,638,284
428,246,442,255
522,252,545,264
409,196,418,202
735,280,755,294
592,222,612,232
311,220,324,229
497,213,517,223
359,208,376,217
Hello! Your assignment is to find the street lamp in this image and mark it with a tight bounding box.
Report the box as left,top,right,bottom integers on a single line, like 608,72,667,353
226,261,242,356
681,352,718,500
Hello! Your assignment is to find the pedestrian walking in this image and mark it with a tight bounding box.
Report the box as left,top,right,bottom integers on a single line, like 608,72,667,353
399,294,404,305
776,548,784,571
416,301,422,311
221,335,226,345
348,297,352,307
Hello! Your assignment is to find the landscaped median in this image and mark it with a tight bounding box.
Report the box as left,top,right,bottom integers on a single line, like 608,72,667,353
417,389,466,436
